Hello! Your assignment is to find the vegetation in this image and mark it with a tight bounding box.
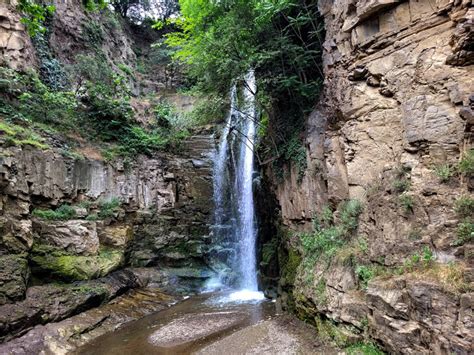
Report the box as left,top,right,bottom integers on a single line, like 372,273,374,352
458,149,474,176
433,164,454,183
454,196,473,246
32,205,76,220
0,121,48,149
300,200,363,272
345,342,385,355
17,0,56,37
164,0,324,172
398,193,414,213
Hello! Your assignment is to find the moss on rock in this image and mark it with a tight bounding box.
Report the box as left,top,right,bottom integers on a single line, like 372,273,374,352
30,245,124,281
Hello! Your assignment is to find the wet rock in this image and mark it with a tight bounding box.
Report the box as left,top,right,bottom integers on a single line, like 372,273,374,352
32,219,99,256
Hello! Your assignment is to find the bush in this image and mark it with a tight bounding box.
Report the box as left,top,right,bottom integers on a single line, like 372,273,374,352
355,265,376,289
32,205,76,220
398,193,414,213
97,198,121,219
454,196,474,218
300,199,363,268
455,219,473,246
393,179,410,193
434,164,454,183
458,149,474,175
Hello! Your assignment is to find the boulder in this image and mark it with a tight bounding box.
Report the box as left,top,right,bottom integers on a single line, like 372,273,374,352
32,220,99,256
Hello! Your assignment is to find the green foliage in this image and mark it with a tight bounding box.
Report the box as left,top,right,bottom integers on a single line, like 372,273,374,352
17,0,55,37
393,179,410,193
314,277,327,305
283,133,307,183
345,342,385,355
458,149,474,175
32,205,76,220
82,20,105,47
455,219,473,246
398,246,435,273
398,193,414,213
455,196,474,218
453,196,473,246
433,164,454,183
0,121,48,149
166,0,324,168
187,94,228,125
300,199,363,271
355,265,376,289
83,0,108,12
97,197,121,219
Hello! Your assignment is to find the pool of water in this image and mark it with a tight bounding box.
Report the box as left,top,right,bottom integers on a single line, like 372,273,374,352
75,291,275,355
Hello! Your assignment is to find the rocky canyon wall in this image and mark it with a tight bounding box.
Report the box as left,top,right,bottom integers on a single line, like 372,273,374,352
270,0,473,353
0,0,216,342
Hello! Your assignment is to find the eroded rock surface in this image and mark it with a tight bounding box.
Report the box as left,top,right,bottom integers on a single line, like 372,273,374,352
268,0,474,353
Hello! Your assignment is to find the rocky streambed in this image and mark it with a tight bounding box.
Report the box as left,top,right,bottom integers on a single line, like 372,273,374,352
75,291,333,355
0,288,334,355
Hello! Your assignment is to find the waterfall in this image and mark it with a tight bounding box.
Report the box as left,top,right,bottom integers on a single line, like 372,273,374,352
235,70,258,290
210,70,261,297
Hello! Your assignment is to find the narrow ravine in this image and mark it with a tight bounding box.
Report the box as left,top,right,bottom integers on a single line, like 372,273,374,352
73,73,276,354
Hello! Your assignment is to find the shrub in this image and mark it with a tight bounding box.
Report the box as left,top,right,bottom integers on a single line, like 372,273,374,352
393,179,410,193
455,219,473,246
454,196,474,218
300,199,363,269
97,198,120,219
32,205,76,220
398,193,414,213
434,164,454,183
17,0,55,37
458,149,474,175
355,265,376,289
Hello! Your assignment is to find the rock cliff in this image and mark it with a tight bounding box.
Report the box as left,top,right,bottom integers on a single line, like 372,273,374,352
0,0,216,343
268,0,473,353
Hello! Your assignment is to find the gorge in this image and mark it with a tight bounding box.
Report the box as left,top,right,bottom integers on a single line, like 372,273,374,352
0,0,473,354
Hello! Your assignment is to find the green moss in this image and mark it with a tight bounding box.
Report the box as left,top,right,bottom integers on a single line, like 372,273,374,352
282,248,302,285
31,245,123,281
345,342,385,355
261,238,278,266
0,121,49,150
315,317,351,348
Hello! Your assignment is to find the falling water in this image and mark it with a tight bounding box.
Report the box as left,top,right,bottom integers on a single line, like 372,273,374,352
210,70,261,297
235,71,258,290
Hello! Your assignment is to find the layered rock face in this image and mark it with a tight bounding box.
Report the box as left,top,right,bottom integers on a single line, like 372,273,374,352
0,136,215,340
271,0,473,353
